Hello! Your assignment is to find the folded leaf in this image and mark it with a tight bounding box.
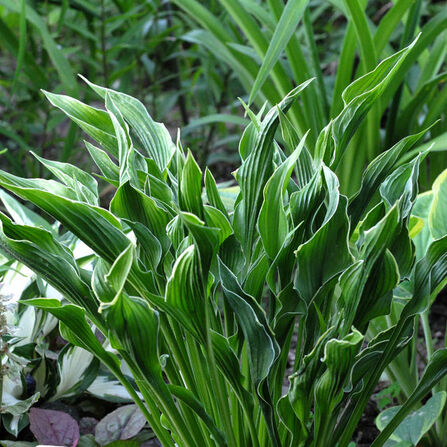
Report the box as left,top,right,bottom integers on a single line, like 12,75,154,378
80,75,175,171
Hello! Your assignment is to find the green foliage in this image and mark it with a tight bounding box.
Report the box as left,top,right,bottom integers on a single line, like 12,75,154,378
173,0,447,193
0,0,242,176
370,166,447,446
376,392,446,447
3,0,446,193
1,65,447,446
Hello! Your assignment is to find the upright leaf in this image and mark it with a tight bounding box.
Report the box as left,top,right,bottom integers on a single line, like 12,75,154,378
258,135,307,259
249,0,309,103
80,76,175,171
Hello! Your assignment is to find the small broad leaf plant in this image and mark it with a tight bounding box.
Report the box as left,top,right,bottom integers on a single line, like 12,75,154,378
1,43,447,447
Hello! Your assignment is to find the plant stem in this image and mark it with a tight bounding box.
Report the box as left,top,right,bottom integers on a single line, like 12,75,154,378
112,353,175,447
206,307,238,447
116,369,174,447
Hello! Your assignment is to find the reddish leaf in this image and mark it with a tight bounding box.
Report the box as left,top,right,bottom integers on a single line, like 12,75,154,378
29,408,80,447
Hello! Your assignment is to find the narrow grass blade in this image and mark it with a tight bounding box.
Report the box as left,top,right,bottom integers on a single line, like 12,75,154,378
248,0,309,104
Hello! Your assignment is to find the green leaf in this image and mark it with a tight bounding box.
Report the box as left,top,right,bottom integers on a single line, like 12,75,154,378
80,76,175,171
355,250,399,329
22,299,119,373
31,152,98,205
375,392,446,446
258,134,308,259
179,151,204,219
0,14,45,86
289,328,335,436
168,385,227,447
43,91,117,156
278,109,315,187
204,168,229,218
105,293,162,379
10,0,27,99
103,442,138,447
244,253,269,301
110,182,170,243
248,0,309,104
316,36,420,167
341,235,447,445
0,213,99,319
180,212,220,275
203,205,232,245
219,258,279,383
289,168,324,233
402,235,447,319
180,28,255,96
337,260,366,333
0,169,77,200
402,130,447,163
411,191,434,258
380,9,447,113
210,330,248,396
101,243,134,306
0,0,77,95
234,80,313,260
372,351,447,447
77,435,97,447
379,154,423,219
105,93,135,186
358,204,400,271
314,330,364,444
106,248,134,297
0,189,53,231
166,245,206,341
349,125,433,227
128,222,163,273
218,258,281,446
84,141,120,184
0,170,129,264
183,114,249,134
295,168,351,303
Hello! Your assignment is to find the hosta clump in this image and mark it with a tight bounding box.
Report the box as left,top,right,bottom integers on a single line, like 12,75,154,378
1,53,447,447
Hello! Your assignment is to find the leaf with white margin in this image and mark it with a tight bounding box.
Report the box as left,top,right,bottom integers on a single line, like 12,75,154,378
80,75,176,171
88,375,142,403
49,345,99,401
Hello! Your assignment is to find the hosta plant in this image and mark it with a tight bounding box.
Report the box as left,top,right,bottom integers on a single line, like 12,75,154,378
1,51,447,446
